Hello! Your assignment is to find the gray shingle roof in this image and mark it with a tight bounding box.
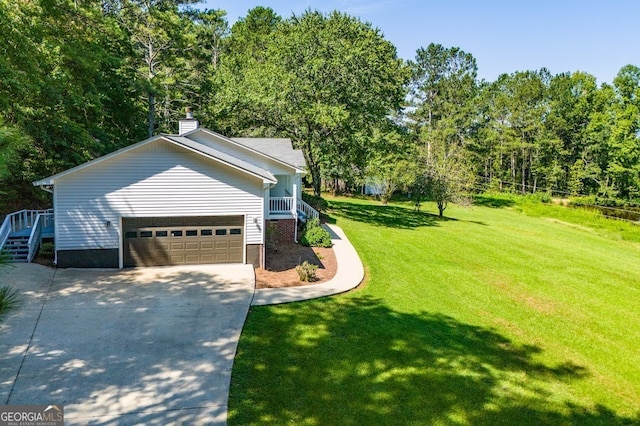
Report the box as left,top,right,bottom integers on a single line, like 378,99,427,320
166,135,277,183
231,138,307,170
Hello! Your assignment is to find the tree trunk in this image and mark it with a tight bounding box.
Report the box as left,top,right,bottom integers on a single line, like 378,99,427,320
147,92,155,138
511,152,516,189
311,166,321,196
437,200,446,217
521,147,526,194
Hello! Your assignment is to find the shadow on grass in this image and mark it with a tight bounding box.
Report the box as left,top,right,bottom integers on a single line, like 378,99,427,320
474,194,516,208
326,200,450,229
229,296,638,425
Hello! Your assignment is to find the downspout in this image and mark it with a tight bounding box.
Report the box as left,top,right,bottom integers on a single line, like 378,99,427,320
292,176,298,243
34,183,55,263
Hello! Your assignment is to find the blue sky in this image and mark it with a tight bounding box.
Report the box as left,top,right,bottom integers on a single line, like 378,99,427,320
202,0,639,85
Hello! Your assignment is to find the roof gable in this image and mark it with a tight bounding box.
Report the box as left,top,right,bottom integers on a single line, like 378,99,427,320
182,128,306,173
33,135,276,186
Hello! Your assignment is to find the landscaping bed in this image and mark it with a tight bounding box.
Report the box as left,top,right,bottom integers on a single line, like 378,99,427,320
255,242,337,288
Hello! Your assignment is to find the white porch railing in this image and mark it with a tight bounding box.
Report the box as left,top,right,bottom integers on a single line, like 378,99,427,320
8,209,53,232
297,198,319,221
268,197,319,221
269,197,295,215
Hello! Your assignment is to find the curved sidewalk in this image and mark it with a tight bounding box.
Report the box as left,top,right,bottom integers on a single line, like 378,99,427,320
251,224,364,306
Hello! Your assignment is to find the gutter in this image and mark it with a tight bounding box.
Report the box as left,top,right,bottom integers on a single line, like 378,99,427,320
35,184,53,194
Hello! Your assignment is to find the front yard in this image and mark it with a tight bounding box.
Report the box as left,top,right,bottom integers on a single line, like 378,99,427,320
229,196,640,424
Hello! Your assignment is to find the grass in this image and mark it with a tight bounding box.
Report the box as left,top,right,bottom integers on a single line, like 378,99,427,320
229,195,640,425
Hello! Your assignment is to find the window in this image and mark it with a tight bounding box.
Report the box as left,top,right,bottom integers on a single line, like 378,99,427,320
171,230,183,237
156,230,168,237
215,229,227,236
186,230,198,237
140,231,152,238
125,231,137,238
230,228,242,235
201,229,213,236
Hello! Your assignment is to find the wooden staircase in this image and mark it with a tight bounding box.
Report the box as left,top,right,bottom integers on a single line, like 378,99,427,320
0,209,54,263
2,235,30,262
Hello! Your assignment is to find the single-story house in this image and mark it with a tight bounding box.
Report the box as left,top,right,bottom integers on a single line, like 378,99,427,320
32,114,318,269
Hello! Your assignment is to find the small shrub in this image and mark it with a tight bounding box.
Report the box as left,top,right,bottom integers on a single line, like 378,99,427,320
39,242,54,258
300,218,332,248
295,261,318,282
266,222,278,250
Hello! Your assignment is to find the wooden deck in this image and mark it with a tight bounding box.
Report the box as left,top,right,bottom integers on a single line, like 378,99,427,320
10,226,55,238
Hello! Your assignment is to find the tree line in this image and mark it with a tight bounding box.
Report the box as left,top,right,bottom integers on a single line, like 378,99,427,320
1,1,639,214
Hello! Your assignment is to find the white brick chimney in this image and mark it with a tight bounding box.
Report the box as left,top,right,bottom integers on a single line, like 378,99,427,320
178,107,199,135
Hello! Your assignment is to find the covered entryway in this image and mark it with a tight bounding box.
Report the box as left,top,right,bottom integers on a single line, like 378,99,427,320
123,216,244,267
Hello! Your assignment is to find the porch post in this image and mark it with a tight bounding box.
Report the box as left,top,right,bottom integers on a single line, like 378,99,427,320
292,180,298,216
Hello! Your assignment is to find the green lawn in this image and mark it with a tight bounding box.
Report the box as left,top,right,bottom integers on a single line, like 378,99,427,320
229,195,640,425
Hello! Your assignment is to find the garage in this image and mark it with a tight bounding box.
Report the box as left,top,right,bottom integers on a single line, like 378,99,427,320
123,216,244,267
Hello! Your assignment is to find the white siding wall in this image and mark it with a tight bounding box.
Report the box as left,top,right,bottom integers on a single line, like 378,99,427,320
54,140,264,251
270,175,292,197
190,132,294,175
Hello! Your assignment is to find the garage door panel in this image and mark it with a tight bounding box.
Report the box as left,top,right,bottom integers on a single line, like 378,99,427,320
215,241,229,250
123,216,244,267
185,242,199,250
170,242,185,250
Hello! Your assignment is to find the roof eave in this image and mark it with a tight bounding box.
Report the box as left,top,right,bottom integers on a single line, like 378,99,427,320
194,129,306,171
164,135,277,183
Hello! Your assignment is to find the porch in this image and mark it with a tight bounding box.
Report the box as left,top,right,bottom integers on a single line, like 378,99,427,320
268,197,319,222
0,209,54,262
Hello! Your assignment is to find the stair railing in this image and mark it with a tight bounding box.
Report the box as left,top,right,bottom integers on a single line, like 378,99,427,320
0,214,12,251
1,210,29,252
1,209,54,260
296,199,319,221
27,214,44,262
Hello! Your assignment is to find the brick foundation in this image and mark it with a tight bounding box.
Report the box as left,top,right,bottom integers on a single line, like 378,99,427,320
266,219,296,243
246,244,263,268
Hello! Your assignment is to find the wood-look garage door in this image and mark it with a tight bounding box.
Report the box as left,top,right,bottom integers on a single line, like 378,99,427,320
123,216,244,267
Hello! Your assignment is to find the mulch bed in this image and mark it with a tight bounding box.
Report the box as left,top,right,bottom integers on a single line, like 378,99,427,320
255,242,337,288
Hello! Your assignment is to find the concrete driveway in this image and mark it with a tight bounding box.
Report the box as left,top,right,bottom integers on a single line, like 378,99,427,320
0,263,255,424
